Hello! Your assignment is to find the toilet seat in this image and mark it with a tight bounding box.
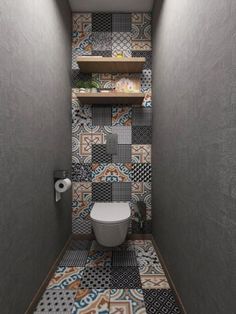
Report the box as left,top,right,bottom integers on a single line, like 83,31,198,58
91,202,130,224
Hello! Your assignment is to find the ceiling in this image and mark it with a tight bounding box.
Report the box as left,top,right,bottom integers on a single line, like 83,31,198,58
69,0,154,12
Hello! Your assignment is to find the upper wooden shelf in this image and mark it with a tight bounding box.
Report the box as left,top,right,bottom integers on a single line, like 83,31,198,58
77,57,146,73
76,92,144,105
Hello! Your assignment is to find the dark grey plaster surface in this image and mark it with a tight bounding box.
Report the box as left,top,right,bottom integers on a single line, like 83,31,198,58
0,1,71,313
152,1,236,313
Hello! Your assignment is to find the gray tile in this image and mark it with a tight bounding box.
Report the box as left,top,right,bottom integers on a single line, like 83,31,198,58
92,13,112,32
92,32,112,51
112,182,131,201
72,218,92,234
112,126,132,144
80,267,111,289
34,290,76,313
69,239,92,250
132,51,152,69
112,13,131,32
106,133,118,154
133,108,152,126
112,144,131,163
92,105,112,126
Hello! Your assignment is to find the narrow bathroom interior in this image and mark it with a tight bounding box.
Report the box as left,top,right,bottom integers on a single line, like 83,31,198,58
0,0,235,314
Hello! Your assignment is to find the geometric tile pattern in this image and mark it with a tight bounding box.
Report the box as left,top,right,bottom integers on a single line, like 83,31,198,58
143,289,181,314
132,126,152,144
112,251,138,266
34,290,76,313
92,182,112,202
111,267,142,289
131,164,152,182
112,32,132,57
112,182,132,201
92,144,112,163
113,144,132,163
35,240,181,314
72,12,153,235
59,250,88,267
92,13,112,32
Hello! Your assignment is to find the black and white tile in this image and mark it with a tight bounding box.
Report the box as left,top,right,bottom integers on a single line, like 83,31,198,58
72,163,92,182
112,144,131,163
112,32,132,57
132,126,152,144
111,266,142,289
92,13,112,32
92,182,112,202
131,164,152,182
112,13,131,32
80,267,111,289
112,126,132,144
59,250,88,267
143,289,181,314
133,107,152,126
112,251,138,266
112,182,131,201
92,145,112,163
92,105,112,126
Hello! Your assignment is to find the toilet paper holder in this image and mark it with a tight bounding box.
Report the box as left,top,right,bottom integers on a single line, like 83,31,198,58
54,170,71,202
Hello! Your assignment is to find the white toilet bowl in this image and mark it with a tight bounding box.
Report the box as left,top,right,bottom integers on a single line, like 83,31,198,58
90,202,131,247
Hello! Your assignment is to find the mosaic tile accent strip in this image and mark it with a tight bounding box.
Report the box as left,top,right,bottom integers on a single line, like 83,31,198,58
112,106,132,126
132,145,151,163
34,290,76,313
72,163,92,182
72,289,110,314
112,126,132,144
112,144,132,163
132,126,152,144
111,267,142,289
92,163,132,182
92,13,112,32
59,250,88,267
47,267,84,290
86,250,112,267
110,289,146,314
131,164,152,182
133,108,152,126
143,289,181,314
92,105,112,126
112,13,131,32
92,144,112,163
80,267,111,289
92,182,112,202
93,32,112,51
132,50,152,69
112,251,138,266
112,32,132,57
112,182,132,201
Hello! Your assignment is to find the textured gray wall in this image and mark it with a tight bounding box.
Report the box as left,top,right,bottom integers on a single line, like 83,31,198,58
152,1,236,313
0,1,71,313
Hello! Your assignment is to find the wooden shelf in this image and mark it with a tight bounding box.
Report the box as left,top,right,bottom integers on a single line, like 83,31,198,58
77,57,146,73
76,92,144,105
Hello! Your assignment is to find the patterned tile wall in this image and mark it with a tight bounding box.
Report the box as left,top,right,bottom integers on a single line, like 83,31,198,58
72,13,152,235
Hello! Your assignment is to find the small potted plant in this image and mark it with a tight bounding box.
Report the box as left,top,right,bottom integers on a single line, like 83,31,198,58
75,80,86,93
83,81,91,93
90,81,99,93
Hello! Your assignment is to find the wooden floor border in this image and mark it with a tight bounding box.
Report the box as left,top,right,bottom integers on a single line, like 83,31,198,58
25,235,72,314
151,236,187,314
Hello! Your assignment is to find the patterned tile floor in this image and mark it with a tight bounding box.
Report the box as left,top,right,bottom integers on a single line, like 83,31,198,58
34,239,181,313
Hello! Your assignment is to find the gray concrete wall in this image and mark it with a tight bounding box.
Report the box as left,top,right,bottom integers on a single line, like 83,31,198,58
152,1,236,313
0,1,72,313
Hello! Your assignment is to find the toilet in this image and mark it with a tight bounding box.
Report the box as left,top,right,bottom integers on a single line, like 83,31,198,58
90,202,131,247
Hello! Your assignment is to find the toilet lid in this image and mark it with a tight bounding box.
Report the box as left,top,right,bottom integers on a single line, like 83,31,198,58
91,202,131,223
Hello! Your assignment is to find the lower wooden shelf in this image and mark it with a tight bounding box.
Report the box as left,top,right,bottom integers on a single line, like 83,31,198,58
76,92,144,105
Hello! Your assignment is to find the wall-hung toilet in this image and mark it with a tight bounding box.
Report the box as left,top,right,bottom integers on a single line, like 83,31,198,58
90,202,131,247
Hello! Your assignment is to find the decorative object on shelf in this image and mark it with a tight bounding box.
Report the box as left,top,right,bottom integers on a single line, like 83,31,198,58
115,51,124,58
75,80,100,93
115,76,140,93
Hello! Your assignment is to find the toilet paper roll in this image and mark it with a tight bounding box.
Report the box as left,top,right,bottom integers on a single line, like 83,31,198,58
55,178,71,193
